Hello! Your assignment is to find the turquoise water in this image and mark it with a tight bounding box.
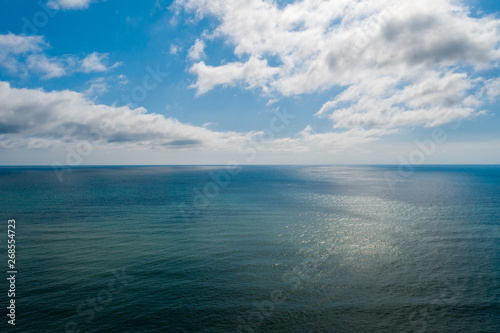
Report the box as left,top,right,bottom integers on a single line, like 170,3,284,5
0,165,499,332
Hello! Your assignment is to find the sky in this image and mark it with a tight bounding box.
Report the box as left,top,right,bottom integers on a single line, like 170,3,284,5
0,0,500,165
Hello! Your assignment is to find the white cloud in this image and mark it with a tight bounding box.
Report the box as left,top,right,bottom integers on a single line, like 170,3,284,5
176,0,500,133
187,39,206,60
0,81,254,151
79,52,121,73
0,34,120,79
0,80,387,162
169,44,182,55
0,34,47,73
317,71,485,130
0,34,46,55
84,77,109,97
0,81,497,164
178,0,500,93
118,74,129,85
26,54,67,79
189,57,279,95
482,78,500,102
47,0,96,10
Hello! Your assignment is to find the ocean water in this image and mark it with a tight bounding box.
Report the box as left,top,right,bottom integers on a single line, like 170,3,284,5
0,165,499,332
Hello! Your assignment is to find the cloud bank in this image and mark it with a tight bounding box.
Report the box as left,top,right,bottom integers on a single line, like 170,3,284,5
178,0,500,132
0,80,383,159
0,81,256,151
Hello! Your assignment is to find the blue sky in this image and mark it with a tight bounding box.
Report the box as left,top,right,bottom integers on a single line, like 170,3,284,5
1,0,500,165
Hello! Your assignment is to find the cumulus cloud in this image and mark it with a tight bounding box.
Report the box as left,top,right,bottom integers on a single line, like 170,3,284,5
84,77,109,97
79,52,121,73
26,54,67,79
482,78,500,102
0,81,255,150
0,34,120,79
176,0,500,132
316,70,485,129
189,57,279,95
187,39,206,60
47,0,96,10
0,81,384,159
0,34,47,73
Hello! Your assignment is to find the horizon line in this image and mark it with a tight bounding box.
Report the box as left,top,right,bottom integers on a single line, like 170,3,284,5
1,164,499,167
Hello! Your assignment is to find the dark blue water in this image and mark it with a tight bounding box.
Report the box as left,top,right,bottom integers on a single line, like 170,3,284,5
0,165,499,332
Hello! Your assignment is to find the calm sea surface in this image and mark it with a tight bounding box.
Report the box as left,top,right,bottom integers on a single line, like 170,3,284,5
0,165,499,332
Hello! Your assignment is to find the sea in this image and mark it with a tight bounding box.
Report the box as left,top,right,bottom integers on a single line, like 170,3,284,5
0,165,498,332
